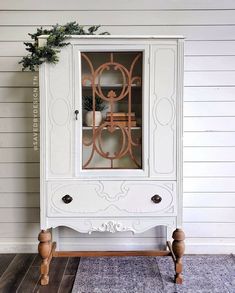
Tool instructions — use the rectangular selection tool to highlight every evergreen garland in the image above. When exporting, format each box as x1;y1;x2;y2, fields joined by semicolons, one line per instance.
19;21;109;71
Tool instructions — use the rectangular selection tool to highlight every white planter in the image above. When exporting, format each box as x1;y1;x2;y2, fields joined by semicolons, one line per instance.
85;111;102;126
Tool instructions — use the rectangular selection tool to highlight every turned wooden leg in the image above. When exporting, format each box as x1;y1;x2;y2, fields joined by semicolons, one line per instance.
172;228;185;284
38;230;52;285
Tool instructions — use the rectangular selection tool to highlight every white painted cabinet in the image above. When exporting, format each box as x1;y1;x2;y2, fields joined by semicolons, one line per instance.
39;35;184;245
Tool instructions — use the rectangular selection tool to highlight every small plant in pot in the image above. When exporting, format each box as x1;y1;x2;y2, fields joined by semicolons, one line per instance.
83;96;107;126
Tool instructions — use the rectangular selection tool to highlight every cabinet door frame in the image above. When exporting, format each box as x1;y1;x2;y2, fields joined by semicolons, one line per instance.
73;44;149;178
149;43;178;180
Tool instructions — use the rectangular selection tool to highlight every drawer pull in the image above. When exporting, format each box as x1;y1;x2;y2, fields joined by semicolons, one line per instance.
151;194;162;204
62;194;73;204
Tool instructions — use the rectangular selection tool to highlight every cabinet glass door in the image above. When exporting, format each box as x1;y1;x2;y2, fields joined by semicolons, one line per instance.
81;51;143;170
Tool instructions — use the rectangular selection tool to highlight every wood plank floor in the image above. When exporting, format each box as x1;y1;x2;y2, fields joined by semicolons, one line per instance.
0;254;80;293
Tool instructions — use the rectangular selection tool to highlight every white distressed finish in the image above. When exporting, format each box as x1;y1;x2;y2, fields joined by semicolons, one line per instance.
73;43;150;178
39;36;183;245
149;44;177;179
47;181;176;217
46;47;73;177
0;1;235;254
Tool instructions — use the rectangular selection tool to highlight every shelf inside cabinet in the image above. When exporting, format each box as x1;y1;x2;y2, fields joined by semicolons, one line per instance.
82;126;141;130
82;84;142;89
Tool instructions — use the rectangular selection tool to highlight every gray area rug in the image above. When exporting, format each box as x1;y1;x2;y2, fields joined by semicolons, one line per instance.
72;255;235;293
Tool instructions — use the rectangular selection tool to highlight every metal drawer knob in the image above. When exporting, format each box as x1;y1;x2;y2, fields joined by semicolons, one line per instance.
151;194;162;204
62;194;73;204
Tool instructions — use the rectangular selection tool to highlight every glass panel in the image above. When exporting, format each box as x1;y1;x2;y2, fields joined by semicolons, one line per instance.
81;51;143;169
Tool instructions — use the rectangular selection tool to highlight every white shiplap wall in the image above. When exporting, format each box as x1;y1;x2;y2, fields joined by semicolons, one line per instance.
0;0;235;253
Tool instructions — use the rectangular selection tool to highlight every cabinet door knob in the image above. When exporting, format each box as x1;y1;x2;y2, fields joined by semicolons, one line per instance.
75;110;79;120
151;194;162;204
62;194;73;204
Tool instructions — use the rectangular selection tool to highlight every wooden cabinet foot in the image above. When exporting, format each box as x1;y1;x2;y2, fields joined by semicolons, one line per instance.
38;229;55;286
172;228;185;284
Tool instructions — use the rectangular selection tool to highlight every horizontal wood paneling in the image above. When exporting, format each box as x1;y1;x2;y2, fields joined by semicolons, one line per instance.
184;117;235;131
184;237;235;254
184;223;235;238
0;223;39;238
0;72;37;87
102;25;235;40
184;178;235;192
184;193;235;207
185;41;235;56
185;71;235;86
0;42;25;57
0;133;38;147
0;88;36;102
0;104;34;118
1;0;235;10
0;118;38;132
184;162;235;177
0;208;39;223
184;147;235;161
0;57;24;71
185;56;235;71
1;10;235;26
184;208;235;222
0;178;39;192
185;101;235;116
0;163;39;177
0;193;39;208
185;238;235;244
0;148;39;163
184;132;235;146
184;87;235;101
2;26;235;41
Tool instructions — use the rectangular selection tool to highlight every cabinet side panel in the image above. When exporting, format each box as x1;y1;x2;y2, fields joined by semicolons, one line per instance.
46;47;73;177
149;44;177;179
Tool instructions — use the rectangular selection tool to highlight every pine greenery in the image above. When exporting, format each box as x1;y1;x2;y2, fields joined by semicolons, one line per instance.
19;22;109;71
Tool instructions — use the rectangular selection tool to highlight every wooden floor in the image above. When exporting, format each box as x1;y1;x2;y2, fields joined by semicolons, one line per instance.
0;254;80;293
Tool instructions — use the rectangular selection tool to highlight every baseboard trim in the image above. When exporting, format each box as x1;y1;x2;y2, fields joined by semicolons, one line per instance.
185;243;235;254
0;242;38;253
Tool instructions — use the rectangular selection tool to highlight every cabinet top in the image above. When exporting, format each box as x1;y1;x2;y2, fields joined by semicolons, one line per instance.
38;34;184;40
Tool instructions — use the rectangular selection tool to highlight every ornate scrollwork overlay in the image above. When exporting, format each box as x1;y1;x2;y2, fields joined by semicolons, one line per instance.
82;52;142;169
88;220;134;234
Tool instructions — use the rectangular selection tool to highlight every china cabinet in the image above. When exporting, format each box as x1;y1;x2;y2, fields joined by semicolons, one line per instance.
38;35;185;285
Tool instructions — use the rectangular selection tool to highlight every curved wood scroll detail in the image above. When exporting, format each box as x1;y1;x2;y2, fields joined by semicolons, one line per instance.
82;52;142;169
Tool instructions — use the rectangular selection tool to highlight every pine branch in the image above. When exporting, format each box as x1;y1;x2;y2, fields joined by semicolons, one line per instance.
19;22;110;71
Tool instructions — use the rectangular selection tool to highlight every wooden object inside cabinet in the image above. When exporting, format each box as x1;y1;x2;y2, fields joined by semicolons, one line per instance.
38;35;185;285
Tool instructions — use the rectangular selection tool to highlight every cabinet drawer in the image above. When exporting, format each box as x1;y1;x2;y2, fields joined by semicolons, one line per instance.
47;180;177;217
